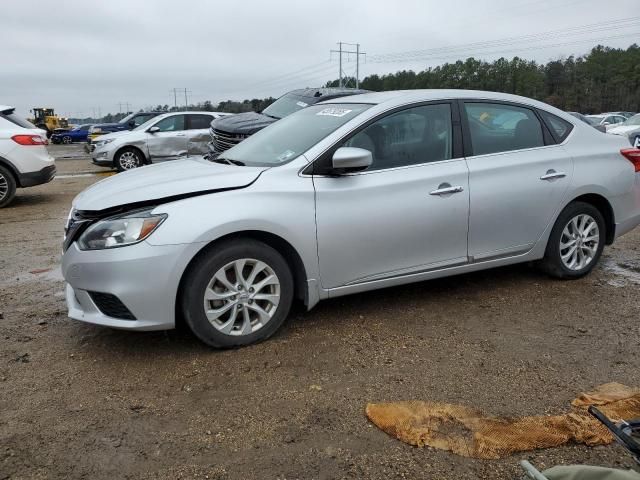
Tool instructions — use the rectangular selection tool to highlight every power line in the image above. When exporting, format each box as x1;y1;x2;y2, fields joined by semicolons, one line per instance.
369;16;640;63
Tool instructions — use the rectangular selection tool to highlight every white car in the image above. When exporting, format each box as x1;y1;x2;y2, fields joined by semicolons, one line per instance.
0;105;55;208
608;114;640;148
91;111;232;172
585;114;627;131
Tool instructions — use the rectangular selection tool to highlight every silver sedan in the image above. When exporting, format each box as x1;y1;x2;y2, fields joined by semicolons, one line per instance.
62;90;640;348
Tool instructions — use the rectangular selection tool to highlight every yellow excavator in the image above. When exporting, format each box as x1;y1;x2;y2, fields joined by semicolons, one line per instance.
28;108;69;138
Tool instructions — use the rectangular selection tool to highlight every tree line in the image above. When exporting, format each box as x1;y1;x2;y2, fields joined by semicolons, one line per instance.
326;44;640;114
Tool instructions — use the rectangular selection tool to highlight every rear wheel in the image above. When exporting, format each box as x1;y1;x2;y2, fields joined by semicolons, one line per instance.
62;135;72;144
632;135;640;148
539;201;605;279
180;239;294;348
115;147;142;172
0;165;17;208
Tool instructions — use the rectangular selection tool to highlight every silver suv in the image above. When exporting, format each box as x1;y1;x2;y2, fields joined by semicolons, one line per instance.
62;90;640;348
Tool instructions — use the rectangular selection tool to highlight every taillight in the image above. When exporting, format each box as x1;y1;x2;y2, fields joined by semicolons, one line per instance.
11;134;48;146
621;148;640;172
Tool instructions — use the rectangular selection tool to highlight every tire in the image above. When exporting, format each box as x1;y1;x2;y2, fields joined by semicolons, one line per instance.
0;165;17;208
180;239;294;348
62;136;72;144
114;147;143;172
632;135;640;148
539;201;605;279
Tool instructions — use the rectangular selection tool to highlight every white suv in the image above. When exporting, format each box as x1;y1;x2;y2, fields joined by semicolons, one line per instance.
0;105;56;207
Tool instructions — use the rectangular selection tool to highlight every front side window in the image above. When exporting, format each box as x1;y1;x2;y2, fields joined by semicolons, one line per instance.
464;103;544;156
153;115;185;132
342;103;452;170
187;114;214;130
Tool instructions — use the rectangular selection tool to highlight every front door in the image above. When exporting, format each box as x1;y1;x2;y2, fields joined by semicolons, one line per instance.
146;114;188;161
313;103;470;289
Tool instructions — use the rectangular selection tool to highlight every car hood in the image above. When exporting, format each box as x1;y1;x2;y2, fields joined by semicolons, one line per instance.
92;122;126;129
608;125;640;135
94;130;133;141
73;156;268;212
211;112;277;135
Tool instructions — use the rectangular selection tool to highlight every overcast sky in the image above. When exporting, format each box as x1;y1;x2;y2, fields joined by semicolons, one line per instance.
1;0;638;118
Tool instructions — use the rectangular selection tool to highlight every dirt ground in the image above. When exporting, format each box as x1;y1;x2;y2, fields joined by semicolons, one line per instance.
1;144;639;480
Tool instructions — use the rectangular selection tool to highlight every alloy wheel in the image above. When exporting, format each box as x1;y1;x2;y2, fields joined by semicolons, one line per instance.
63;136;72;144
559;214;600;271
0;173;8;201
203;258;281;336
119;151;140;170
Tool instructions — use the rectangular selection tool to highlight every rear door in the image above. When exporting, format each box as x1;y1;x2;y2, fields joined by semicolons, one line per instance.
146;114;188;161
185;114;215;155
461;101;573;261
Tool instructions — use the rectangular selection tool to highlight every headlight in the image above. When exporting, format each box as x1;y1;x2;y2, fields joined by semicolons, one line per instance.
78;209;167;250
95;138;115;148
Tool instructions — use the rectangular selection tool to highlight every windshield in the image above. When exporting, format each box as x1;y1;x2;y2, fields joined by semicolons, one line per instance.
222;103;371;167
262;93;315;119
118;112;136;124
1;111;37;129
133;115;165;131
622;114;640;126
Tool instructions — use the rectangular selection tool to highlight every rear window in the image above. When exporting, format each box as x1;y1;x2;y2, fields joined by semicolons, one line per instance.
539;111;574;142
1;111;36;129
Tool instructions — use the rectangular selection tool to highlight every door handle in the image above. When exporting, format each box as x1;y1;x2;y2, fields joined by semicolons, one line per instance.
429;183;464;196
175;133;186;137
540;169;567;181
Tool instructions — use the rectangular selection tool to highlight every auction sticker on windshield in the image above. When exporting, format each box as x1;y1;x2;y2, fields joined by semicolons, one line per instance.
296;101;308;108
317;108;353;117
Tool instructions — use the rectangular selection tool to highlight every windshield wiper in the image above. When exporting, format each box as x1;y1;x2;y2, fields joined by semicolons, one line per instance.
262;113;281;120
211;157;245;166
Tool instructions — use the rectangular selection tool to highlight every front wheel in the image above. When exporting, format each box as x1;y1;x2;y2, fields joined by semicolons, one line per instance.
539;201;605;279
180;239;294;348
62;135;72;144
114;147;142;172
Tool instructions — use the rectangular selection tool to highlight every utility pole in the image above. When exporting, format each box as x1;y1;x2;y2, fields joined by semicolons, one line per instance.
170;88;191;110
117;102;131;113
330;42;366;88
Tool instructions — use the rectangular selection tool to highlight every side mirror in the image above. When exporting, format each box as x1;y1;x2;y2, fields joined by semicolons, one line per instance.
147;126;160;133
128;120;136;128
603;122;611;126
331;147;372;173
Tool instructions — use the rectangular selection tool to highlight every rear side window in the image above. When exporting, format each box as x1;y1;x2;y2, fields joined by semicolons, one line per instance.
1;111;36;129
464;103;544;156
539;111;574;142
187;114;213;130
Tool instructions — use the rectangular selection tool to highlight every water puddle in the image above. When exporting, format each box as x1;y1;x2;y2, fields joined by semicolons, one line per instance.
604;259;640;286
55;172;114;179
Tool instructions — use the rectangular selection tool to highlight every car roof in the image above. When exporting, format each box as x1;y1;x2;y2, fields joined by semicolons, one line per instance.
319;89;562;108
288;87;370;99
